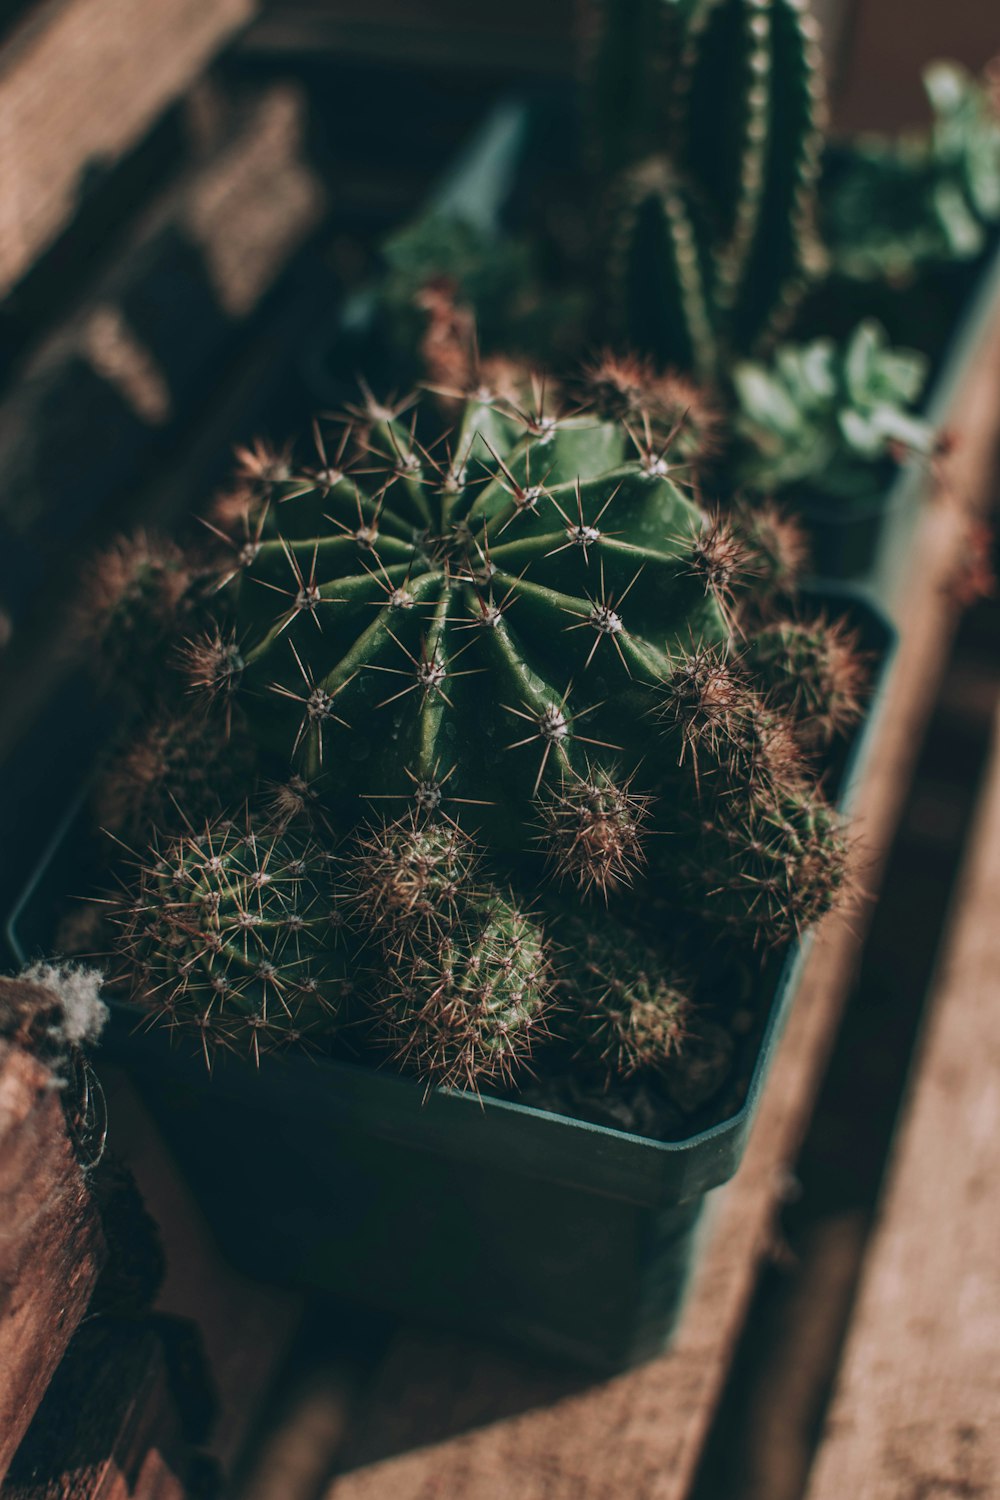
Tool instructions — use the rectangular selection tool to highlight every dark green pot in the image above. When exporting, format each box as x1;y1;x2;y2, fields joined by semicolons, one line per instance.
3;588;895;1369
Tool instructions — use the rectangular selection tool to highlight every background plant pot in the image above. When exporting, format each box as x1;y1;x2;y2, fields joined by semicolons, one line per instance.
796;484;906;584
2;587;895;1370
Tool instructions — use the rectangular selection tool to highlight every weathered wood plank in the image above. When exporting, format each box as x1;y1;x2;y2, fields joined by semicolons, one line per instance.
99;1068;304;1475
804;717;1000;1500
242;0;574;71
0;1040;106;1484
3;1322;192;1500
313;224;1000;1500
0;0;256;295
0;82;324;630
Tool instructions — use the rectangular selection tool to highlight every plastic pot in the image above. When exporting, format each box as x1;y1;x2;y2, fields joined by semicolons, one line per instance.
3;587;895;1369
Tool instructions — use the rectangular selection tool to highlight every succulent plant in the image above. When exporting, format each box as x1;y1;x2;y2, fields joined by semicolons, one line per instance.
218;382;741;865
78;532;198;691
93;708;257;841
104;364;868;1092
732;319;936;506
594;0;827;374
372;890;552;1091
116;816;353;1064
553;908;689;1080
822;58;1000;285
745;614;867;749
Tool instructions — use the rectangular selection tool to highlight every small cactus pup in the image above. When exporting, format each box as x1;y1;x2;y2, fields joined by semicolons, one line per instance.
373;891;553;1092
732;319;937;508
822;57;1000;286
551;908;690;1081
93;706;257;842
77;531;198;692
745;614;868;749
115;813;355;1066
595;0;828;375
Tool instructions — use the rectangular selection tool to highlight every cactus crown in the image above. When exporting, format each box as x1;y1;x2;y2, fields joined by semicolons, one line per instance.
227;379;736;876
590;0;827;375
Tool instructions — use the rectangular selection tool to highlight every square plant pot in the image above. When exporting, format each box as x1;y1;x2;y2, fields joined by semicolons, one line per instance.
3;586;895;1370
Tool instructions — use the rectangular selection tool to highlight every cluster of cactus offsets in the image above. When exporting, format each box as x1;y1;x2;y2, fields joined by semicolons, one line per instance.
117;817;353;1065
104;364;867;1088
732;319;936;507
592;0;827;375
823;59;1000;285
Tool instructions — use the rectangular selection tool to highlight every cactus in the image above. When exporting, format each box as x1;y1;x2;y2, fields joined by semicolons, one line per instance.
115;816;353;1065
553;909;689;1080
372;891;552;1090
104;368;869;1092
823;59;1000;285
78;532;198;690
732;319;936;507
597;0;827;375
220;383;743;867
672;779;850;940
746;615;867;748
93;708;257;841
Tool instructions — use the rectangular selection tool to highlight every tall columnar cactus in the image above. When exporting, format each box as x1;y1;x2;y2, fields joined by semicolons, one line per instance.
592;0;827;374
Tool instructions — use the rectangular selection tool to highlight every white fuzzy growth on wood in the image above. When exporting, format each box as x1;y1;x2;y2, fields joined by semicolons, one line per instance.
19;962;108;1048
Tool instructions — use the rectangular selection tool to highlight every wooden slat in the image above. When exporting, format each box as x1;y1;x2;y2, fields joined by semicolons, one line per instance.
312;229;1000;1500
0;0;256;295
99;1068;304;1475
0;1040;106;1484
3;1322;192;1500
805;717;1000;1500
242;0;574;71
0;81;324;631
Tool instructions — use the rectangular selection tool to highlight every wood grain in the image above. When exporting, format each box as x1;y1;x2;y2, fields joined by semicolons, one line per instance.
805;720;1000;1499
2;1322;191;1500
0;0;255;295
99;1068;303;1475
0;1041;106;1484
316;228;1000;1500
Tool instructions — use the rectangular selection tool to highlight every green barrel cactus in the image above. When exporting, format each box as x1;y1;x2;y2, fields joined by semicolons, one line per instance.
116;817;353;1064
105;364;867;1091
224;383;738;876
594;0;827;374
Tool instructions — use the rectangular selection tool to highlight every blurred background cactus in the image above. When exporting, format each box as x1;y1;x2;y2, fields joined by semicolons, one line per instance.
590;0;827;376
